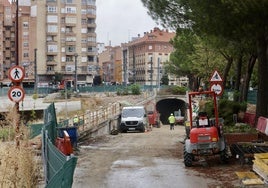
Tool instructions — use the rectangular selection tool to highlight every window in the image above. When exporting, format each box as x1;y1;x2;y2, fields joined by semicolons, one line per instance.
23;42;29;47
81;19;87;25
23;52;29;57
67;46;75;52
87;8;96;15
47;45;57;52
47;15;58;23
87;56;94;62
66;65;73;72
66;37;76;42
47;25;58;32
88;37;96;42
66;17;76;24
81;28;87;33
47;6;57;13
66;7;76;14
47;55;54;61
23;22;29;28
47;66;54;71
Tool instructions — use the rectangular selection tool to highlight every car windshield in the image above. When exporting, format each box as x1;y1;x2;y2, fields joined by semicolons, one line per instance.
122;108;144;118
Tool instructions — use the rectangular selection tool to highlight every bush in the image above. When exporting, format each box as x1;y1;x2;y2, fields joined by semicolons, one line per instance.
203;99;247;126
130;84;141;95
171;86;187;95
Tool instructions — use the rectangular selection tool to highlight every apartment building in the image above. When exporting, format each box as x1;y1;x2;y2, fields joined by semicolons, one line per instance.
0;0;36;86
127;27;176;86
97;28;176;86
98;45;122;84
0;0;97;87
33;0;97;86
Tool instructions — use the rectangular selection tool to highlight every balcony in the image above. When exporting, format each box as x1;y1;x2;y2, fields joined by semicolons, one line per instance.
46;60;57;65
47;51;57;55
46;32;57;36
65;41;76;45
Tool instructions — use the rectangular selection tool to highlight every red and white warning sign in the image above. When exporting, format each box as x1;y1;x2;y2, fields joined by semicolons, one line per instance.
8;86;25;102
8;65;25;82
210;70;223;82
210;83;223;96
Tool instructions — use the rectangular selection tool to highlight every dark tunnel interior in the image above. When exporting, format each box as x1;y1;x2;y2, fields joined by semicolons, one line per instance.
156;99;186;124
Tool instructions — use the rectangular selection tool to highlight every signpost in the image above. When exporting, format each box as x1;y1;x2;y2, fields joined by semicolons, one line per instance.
8;86;25;103
209;70;224;96
8;65;25;102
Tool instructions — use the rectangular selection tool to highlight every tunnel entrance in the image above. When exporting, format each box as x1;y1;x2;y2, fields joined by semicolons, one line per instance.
156;98;186;125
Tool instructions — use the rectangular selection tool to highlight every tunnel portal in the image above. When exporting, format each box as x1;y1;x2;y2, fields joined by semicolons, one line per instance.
156;98;186;125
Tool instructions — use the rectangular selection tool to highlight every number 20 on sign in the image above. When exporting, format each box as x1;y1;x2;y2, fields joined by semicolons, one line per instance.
8;86;25;103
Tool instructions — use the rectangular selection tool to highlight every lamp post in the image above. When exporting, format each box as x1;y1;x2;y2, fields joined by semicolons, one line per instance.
74;53;78;92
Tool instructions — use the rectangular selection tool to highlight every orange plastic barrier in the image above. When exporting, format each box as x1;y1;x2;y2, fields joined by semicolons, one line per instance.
256;116;267;134
55;130;73;155
243;112;256;127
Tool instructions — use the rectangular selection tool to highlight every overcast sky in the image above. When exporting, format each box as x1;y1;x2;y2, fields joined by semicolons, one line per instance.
96;0;160;46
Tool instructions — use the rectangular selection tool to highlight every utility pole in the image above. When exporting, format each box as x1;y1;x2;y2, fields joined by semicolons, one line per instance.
74;53;78;92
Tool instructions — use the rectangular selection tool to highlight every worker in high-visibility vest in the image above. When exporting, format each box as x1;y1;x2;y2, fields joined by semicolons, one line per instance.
73;115;79;127
168;113;176;130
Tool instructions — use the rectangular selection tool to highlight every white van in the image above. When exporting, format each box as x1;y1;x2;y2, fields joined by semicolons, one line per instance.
119;106;148;132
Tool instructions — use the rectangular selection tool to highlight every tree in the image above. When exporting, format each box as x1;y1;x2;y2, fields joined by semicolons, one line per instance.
142;0;268;119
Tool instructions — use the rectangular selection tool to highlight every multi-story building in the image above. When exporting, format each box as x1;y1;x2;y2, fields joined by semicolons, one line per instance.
0;0;97;87
127;27;176;86
33;0;97;86
98;45;122;84
98;28;176;87
0;0;36;86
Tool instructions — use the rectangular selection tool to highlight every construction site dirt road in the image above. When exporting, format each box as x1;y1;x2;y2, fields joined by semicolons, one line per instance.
73;125;252;188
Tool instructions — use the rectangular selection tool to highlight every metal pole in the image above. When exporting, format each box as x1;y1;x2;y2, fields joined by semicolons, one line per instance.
34;48;37;93
150;56;153;91
157;57;160;90
15;0;20;133
74;53;78;92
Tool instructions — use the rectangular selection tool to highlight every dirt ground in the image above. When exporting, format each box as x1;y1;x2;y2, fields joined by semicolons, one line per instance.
73;124;254;188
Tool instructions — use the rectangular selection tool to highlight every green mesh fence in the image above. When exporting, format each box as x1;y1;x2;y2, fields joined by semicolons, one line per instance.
42;103;77;188
28;123;43;139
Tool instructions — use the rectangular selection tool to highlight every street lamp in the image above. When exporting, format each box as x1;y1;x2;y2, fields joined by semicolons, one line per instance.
74;53;78;92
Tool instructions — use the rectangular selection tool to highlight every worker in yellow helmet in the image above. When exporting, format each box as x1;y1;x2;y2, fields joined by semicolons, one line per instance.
168;113;176;130
73;115;79;127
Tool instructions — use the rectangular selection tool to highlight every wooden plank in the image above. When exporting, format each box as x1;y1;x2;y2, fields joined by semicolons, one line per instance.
236;171;259;179
255;153;268;159
242;178;264;185
253;160;268;173
253;165;268;183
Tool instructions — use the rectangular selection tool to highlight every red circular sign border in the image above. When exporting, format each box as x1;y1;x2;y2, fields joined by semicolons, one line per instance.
8;86;25;103
8;65;25;83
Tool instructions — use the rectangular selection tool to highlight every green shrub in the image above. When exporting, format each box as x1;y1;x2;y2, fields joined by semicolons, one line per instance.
203;99;247;126
130;84;141;95
171;86;187;95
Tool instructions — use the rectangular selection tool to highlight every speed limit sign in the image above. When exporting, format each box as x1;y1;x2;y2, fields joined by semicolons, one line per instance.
8;86;25;102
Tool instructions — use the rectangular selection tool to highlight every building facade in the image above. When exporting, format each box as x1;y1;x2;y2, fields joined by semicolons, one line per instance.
0;0;97;87
127;27;176;86
98;45;122;84
34;0;97;86
0;0;36;86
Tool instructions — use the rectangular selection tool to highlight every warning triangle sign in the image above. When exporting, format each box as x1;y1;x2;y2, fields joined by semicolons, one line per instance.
210;70;223;82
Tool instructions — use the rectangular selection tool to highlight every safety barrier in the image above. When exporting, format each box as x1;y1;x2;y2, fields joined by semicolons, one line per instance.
42;103;77;188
